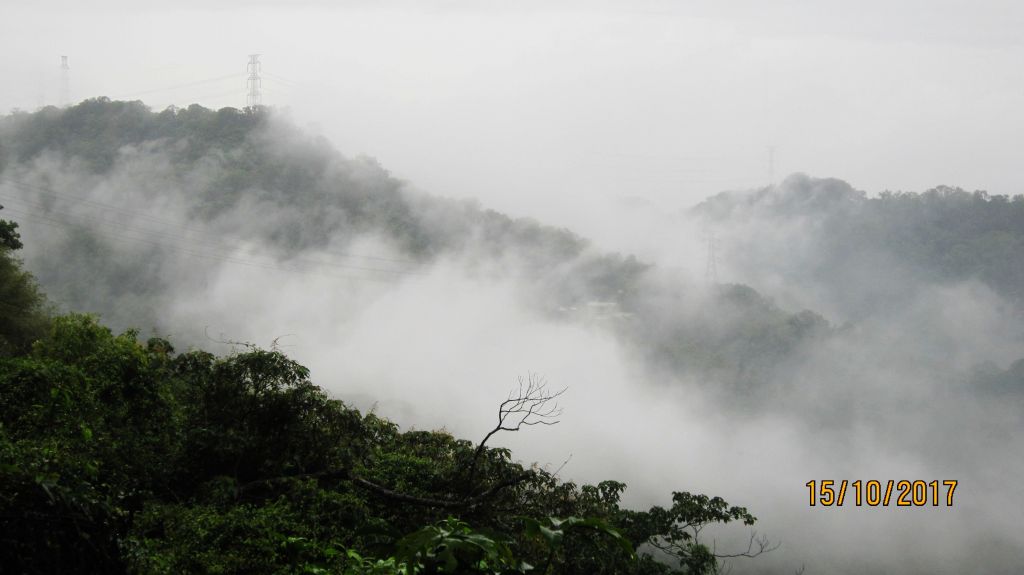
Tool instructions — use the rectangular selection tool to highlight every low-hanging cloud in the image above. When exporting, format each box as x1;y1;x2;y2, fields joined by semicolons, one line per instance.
2;111;1023;573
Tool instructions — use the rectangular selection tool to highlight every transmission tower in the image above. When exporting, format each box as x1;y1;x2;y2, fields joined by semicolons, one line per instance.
59;56;70;107
246;54;262;108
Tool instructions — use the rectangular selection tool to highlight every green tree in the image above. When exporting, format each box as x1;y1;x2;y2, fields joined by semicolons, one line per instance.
1;312;771;574
0;205;48;356
0;204;22;251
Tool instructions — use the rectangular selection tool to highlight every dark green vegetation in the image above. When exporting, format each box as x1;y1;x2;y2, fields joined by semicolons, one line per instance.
4;100;1024;572
0;205;48;357
0;206;765;573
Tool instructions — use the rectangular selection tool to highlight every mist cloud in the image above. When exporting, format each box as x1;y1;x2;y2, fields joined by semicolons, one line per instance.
2;109;1023;573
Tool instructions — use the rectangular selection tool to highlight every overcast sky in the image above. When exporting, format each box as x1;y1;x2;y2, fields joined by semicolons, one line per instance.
3;0;1023;234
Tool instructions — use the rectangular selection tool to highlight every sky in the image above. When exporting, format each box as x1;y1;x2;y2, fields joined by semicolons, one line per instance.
4;4;1024;570
2;0;1023;240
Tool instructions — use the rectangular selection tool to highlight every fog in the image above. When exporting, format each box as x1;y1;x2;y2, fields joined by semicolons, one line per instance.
3;1;1024;237
3;113;1023;572
3;2;1024;573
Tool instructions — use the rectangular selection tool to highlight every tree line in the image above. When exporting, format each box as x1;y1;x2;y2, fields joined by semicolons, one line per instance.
0;205;770;574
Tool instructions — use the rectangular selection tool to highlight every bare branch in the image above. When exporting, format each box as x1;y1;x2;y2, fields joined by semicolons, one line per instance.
466;374;566;488
203;326;258;351
712;531;780;559
270;333;297;351
648;530;778;571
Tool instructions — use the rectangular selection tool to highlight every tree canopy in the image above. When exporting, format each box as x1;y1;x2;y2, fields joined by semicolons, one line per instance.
0;204;48;356
0;313;769;574
0;219;769;574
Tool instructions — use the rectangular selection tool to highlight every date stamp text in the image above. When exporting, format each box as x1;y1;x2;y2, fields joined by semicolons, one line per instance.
806;480;958;507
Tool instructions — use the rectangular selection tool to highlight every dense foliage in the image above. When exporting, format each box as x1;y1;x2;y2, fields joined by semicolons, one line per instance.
0;312;764;574
5;99;1023;573
0;204;765;573
0;205;48;357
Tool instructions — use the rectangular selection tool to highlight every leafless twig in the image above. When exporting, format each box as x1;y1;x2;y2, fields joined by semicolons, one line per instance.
712;531;780;559
466;374;566;488
270;334;297;351
203;326;257;351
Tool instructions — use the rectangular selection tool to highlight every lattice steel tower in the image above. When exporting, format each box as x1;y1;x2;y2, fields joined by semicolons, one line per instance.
59;56;70;107
246;54;262;108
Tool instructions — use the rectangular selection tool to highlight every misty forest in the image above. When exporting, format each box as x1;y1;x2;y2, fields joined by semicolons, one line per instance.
2;93;1024;575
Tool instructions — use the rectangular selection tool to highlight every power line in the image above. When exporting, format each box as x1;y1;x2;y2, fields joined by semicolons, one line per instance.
112;73;246;99
0;176;420;265
262;71;299;87
1;205;404;284
0;192;425;278
190;88;246;105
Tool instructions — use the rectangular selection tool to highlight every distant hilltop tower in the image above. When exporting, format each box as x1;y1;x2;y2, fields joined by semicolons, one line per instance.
59;56;70;107
246;54;262;108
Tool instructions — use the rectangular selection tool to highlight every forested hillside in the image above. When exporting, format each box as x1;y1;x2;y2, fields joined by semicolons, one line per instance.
0;206;48;355
0;100;643;316
3;101;1020;401
696;173;1024;316
0;100;826;396
0;205;765;573
4;100;1024;574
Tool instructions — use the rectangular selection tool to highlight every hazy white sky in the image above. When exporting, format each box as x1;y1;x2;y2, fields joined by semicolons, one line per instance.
3;0;1023;232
